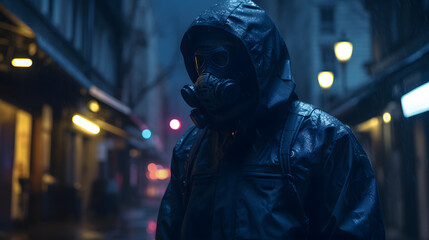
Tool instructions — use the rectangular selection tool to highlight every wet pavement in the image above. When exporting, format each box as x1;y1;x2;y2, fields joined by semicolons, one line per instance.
0;201;160;240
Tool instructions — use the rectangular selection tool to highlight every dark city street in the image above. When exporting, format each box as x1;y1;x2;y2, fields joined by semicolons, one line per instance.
0;0;428;239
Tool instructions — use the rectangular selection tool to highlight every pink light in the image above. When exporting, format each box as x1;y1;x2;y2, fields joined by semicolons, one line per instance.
147;220;157;234
169;119;181;130
147;171;157;180
147;163;158;180
147;163;157;172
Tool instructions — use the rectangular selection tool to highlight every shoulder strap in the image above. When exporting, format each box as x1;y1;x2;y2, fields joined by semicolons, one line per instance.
279;100;315;235
279;101;315;174
181;128;207;207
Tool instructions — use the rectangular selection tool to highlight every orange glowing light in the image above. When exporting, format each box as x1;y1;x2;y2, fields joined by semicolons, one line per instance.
147;163;157;172
155;169;170;180
146;186;157;197
147;163;169;180
147;171;157;180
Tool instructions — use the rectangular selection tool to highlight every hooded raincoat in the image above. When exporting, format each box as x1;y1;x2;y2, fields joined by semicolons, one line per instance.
156;1;385;239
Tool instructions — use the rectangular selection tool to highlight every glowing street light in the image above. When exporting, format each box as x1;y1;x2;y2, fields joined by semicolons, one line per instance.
401;82;429;117
318;71;334;89
334;36;353;93
11;58;32;67
383;112;391;123
88;100;100;112
72;115;100;134
334;41;353;62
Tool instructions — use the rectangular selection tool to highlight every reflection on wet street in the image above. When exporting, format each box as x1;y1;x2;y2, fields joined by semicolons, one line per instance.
1;201;160;240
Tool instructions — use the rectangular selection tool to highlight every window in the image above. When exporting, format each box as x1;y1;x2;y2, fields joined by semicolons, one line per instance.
52;1;74;41
39;0;50;17
91;14;118;86
73;0;84;51
390;6;398;45
320;44;336;72
320;6;335;34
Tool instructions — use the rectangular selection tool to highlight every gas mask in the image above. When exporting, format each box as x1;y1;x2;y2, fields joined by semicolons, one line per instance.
181;44;254;129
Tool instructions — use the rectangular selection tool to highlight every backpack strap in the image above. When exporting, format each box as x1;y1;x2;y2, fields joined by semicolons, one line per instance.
280;101;315;174
279;100;316;235
181;128;207;208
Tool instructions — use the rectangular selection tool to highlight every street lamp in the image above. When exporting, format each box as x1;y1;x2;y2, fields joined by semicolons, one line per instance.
11;58;32;67
383;112;391;123
334;42;353;62
72;115;100;134
318;71;334;89
88;100;100;112
334;37;353;93
318;71;334;108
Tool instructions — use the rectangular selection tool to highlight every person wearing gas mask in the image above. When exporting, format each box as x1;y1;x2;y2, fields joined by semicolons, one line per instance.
156;0;385;239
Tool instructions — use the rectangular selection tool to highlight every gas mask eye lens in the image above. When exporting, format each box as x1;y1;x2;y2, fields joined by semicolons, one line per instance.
211;51;228;67
194;55;205;73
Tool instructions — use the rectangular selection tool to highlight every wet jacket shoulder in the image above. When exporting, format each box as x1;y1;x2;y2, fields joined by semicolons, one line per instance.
292;107;385;239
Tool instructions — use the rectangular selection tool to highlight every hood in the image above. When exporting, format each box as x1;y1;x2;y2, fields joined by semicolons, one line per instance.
181;0;296;121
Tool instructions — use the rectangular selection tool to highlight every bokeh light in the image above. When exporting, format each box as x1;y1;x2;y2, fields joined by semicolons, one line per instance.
318;71;334;89
169;119;181;130
142;129;152;139
383;112;391;123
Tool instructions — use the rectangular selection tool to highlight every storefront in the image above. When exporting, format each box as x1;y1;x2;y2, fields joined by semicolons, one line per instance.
332;43;429;239
0;3;158;229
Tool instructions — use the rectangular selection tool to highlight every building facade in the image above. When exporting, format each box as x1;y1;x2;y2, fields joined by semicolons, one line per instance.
346;1;429;239
0;0;166;230
256;0;371;108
